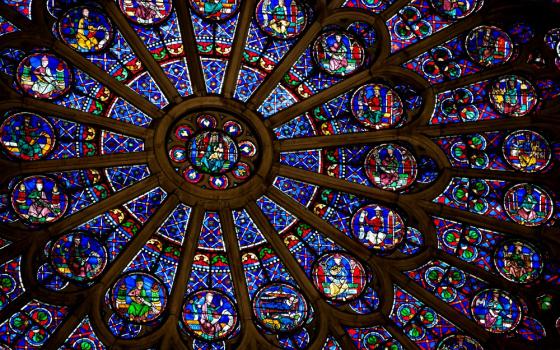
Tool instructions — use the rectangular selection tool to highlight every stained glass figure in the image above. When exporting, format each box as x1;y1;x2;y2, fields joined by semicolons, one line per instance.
494;240;543;284
255;0;307;39
58;7;113;53
313;31;365;77
502;130;551;173
181;290;238;341
471;289;522;333
364;144;417;191
189;0;240;21
429;0;479;19
465;26;513;67
436;334;483;350
189;131;239;174
489;76;537;117
311;252;368;302
111;272;167;323
0;112;55;161
50;232;107;282
118;0;173;25
503;183;553;226
351;84;404;129
351;204;405;250
16;53;72;99
253;283;308;332
11;175;68;224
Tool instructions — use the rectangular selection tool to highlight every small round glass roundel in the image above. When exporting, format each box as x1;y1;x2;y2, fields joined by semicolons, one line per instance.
489;75;537;117
0;112;55;161
436;334;483;350
111;272;167;324
181;290;238;341
494;240;543;284
364;144;417;191
59;6;114;53
503;183;553;227
11;176;68;224
189;0;240;21
351;84;404;130
313;31;365;77
311;252;368;302
50;232;108;282
255;0;307;40
17;53;72;100
502;130;551;173
118;0;173;25
253;283;308;333
351;204;405;251
188;131;239;174
465;26;514;67
471;289;522;333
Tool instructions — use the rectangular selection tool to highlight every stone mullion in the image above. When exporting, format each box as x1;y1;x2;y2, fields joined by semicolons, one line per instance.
417;118;558;138
221;0;257;98
175;0;207;96
219;208;269;350
99;0;182;104
448;167;560;190
431;62;521;94
0;3;32;30
276;129;405;151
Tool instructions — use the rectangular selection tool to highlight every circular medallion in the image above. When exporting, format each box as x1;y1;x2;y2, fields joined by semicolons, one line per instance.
437;334;483;350
502;130;551;173
503;183;553;226
0;112;55;161
110;272;167;324
59;6;113;53
167;111;260;190
471;289;522;333
313;31;365;77
181;290;238;341
465;26;513;67
118;0;172;25
253;283;308;333
11;176;68;224
311;252;368;302
351;204;405;251
429;0;479;19
255;0;307;40
189;0;240;21
50;232;108;282
364;144;417;191
351;84;404;129
188;131;239;174
489;76;537;117
17;53;72;100
494;240;543;284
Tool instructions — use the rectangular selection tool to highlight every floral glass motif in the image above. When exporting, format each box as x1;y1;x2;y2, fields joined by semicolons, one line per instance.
189;0;240;21
118;0;173;25
312;252;368;302
253;283;308;332
58;6;113;53
0;112;55;161
313;31;365;76
111;272;167;323
12;175;68;224
502;130;551;173
471;289;522;333
16;53;72;99
494;240;543;284
364;144;418;191
255;0;307;39
181;290;238;341
351;84;405;129
465;26;514;67
503;183;553;227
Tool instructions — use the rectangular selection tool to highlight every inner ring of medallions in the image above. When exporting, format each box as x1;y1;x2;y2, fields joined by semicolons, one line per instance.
153;97;274;206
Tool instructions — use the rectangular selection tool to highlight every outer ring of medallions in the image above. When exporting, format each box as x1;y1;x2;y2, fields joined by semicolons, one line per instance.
151;97;275;210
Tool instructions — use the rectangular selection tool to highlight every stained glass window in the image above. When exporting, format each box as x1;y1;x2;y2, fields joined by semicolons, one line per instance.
0;0;558;348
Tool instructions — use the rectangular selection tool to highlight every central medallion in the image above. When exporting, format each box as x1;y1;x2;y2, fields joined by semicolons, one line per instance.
167;112;260;190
